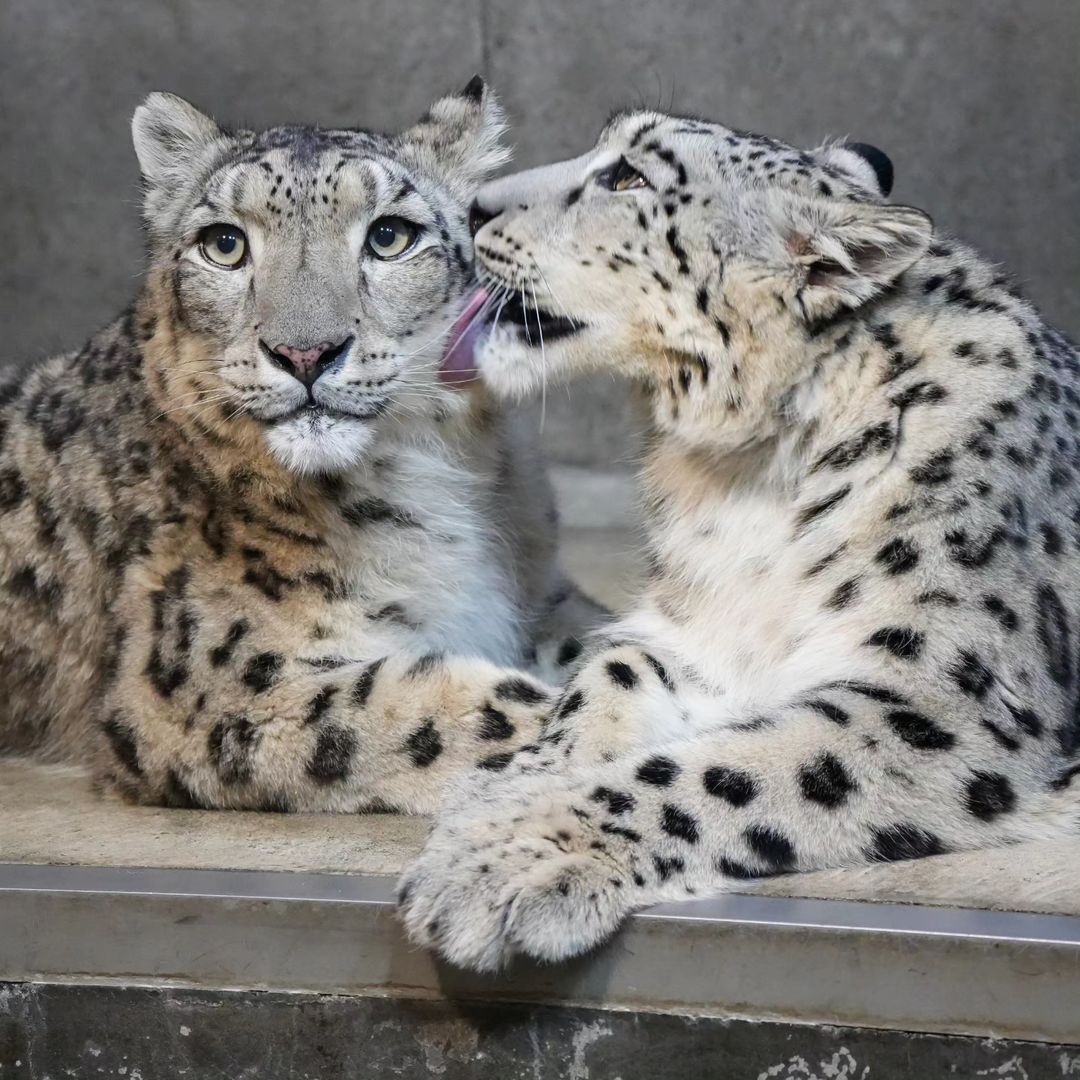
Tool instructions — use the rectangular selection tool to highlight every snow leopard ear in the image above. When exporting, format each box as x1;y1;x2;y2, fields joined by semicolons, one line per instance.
132;92;224;190
397;77;511;198
780;196;933;316
816;142;894;199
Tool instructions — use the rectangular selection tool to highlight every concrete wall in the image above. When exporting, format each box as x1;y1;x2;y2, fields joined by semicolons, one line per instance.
3;0;1077;468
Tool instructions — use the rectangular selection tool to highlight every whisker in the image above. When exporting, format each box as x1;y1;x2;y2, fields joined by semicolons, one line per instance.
150;393;236;422
531;278;548;433
490;293;509;340
531;259;578;327
221;402;252;424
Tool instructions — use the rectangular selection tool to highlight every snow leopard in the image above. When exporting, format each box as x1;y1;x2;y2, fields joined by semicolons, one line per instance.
0;79;603;812
399;108;1080;970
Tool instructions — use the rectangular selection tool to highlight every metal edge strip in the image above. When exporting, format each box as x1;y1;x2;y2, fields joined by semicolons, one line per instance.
3;861;1079;947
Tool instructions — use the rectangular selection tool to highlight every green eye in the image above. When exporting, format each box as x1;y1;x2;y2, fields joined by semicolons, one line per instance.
367;216;419;259
199;224;248;268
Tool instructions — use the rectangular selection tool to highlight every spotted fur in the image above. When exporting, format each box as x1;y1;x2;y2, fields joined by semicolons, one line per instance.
399;109;1080;970
0;84;604;812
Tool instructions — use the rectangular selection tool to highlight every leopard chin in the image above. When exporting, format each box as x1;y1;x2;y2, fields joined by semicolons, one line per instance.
263;408;379;476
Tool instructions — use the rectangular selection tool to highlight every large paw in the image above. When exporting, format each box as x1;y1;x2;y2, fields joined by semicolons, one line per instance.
397;785;636;972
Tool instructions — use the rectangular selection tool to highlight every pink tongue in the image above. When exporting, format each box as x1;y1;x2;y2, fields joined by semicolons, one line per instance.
439;287;490;386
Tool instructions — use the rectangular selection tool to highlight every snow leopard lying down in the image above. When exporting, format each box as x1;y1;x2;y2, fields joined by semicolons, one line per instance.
0;79;604;812
399;109;1080;970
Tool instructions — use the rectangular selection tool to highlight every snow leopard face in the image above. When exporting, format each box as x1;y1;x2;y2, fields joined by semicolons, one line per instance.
456;110;929;451
134;80;507;474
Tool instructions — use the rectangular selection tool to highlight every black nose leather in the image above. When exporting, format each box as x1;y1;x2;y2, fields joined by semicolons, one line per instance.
263;335;353;388
468;199;497;237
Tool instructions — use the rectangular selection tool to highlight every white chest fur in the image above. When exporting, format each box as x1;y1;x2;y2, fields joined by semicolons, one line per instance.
632;481;863;730
305;439;526;667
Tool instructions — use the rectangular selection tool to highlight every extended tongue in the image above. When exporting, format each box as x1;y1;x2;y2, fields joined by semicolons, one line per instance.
439;287;490;386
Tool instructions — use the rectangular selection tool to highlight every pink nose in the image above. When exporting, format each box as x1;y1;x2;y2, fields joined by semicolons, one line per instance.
263;336;353;388
272;341;334;370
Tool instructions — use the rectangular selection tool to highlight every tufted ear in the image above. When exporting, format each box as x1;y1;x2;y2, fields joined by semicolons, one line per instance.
779;196;933;317
132;92;224;190
817;142;894;198
397;77;511;198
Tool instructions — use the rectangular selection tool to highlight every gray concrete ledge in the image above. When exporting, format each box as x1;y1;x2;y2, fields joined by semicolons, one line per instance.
2;861;1079;1044
4;982;1080;1080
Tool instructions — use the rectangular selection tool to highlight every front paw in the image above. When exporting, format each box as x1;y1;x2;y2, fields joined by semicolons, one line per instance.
397;789;635;972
